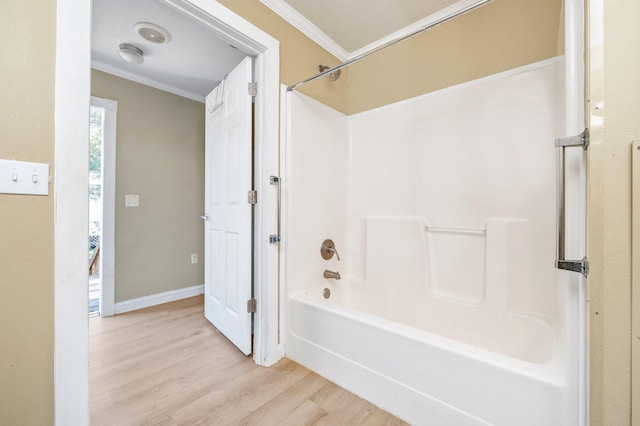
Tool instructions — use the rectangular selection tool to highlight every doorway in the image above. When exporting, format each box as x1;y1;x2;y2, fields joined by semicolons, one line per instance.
89;96;116;317
88;104;103;315
54;0;281;423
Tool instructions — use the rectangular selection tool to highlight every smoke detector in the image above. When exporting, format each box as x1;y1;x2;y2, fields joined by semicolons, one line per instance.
134;22;171;44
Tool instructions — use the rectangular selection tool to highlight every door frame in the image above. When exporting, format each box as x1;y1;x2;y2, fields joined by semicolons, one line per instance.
54;0;281;423
90;96;117;318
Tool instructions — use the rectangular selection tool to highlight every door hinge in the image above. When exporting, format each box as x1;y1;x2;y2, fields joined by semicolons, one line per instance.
247;190;257;204
247;298;257;313
248;82;257;97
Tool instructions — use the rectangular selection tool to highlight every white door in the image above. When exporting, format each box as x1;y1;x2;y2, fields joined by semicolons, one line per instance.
204;57;253;355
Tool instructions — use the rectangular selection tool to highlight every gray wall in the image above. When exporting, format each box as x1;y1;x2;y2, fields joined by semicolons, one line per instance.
92;70;205;302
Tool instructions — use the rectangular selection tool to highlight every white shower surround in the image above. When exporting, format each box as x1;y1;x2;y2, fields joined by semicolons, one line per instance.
283;57;581;425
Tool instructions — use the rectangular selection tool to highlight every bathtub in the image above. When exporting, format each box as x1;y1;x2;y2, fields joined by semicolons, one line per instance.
286;282;568;425
283;58;580;424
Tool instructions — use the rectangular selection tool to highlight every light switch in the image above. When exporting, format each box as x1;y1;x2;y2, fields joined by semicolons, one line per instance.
125;195;139;207
0;159;49;195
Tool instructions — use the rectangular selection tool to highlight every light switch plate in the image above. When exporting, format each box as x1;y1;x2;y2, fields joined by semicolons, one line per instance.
125;195;139;207
0;159;49;195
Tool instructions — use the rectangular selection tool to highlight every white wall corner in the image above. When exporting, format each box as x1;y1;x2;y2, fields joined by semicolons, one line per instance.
259;0;349;61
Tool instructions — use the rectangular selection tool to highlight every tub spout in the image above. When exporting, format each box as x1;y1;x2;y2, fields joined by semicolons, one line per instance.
323;269;341;280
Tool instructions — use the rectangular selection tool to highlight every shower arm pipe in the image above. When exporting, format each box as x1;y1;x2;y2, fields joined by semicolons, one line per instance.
286;0;492;92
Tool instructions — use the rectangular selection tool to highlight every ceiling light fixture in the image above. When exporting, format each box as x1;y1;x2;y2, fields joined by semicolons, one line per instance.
135;22;171;44
118;43;144;65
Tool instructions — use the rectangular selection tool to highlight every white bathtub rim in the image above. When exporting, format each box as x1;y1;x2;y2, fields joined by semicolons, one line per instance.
286;339;495;426
288;290;565;385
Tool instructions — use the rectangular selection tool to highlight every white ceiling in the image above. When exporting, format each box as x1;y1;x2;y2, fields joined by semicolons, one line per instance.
92;0;247;102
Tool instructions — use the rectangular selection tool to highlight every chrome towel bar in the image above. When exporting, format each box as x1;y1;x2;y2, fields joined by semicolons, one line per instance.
555;129;589;277
269;176;281;244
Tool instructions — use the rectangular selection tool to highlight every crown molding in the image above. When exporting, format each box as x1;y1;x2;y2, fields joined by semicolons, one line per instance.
91;59;207;103
261;0;488;63
260;0;349;61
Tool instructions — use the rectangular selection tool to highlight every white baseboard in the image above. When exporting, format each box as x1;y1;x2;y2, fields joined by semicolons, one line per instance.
115;284;204;314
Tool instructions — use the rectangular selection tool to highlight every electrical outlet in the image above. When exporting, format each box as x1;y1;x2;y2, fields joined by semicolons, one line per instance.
191;254;198;264
125;195;139;207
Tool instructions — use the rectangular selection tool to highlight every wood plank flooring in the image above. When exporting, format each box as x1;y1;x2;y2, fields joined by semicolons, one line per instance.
89;295;407;425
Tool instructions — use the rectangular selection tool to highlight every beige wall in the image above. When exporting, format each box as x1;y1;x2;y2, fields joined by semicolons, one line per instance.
92;70;205;302
0;1;55;424
588;0;639;424
346;0;563;114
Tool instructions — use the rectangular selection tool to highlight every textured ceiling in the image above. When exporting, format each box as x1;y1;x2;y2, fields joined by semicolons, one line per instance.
92;0;246;101
282;0;464;53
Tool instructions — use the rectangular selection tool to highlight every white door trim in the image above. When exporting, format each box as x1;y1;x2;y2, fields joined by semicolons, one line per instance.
54;1;90;423
90;96;117;318
54;0;281;423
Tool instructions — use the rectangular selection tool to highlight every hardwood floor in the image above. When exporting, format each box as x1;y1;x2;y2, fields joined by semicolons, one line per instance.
89;295;407;425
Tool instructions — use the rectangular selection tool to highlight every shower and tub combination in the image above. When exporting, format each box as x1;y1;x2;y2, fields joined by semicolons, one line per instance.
280;1;587;425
